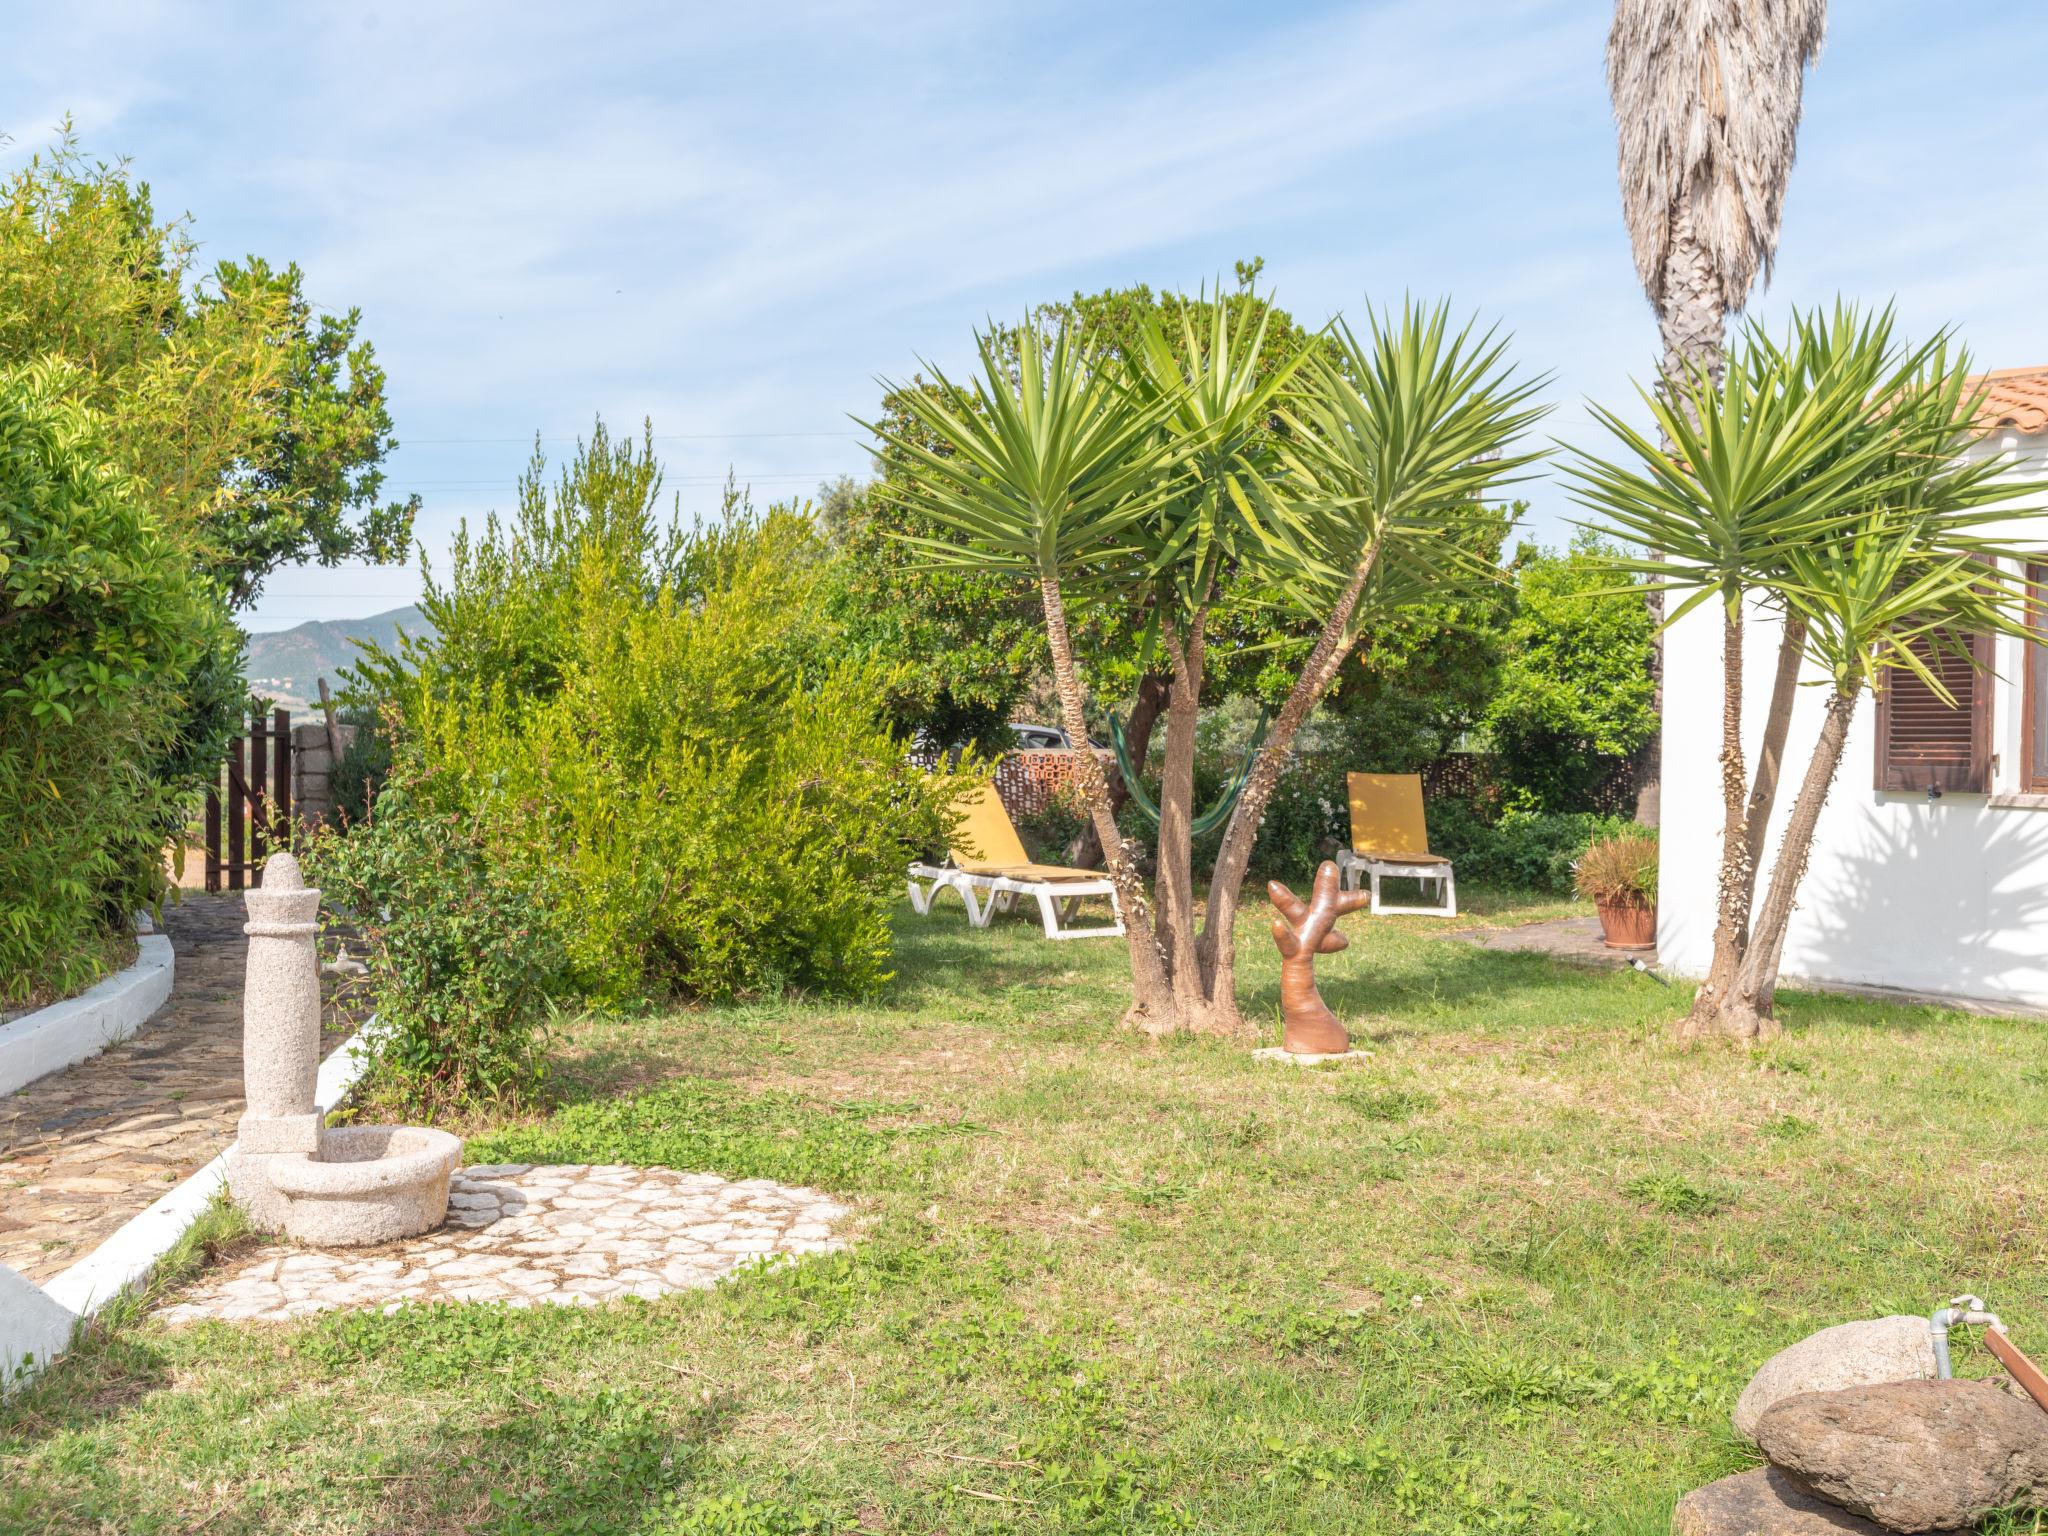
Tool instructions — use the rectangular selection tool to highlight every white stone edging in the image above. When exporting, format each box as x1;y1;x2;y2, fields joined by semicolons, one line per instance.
0;931;175;1098
2;1023;376;1392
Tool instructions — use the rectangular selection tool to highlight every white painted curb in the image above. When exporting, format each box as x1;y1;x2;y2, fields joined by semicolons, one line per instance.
3;1025;377;1392
0;932;175;1098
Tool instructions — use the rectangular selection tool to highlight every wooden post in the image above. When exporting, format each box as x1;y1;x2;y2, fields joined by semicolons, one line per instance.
273;707;292;845
228;732;247;891
317;677;344;765
204;772;222;894
250;710;269;874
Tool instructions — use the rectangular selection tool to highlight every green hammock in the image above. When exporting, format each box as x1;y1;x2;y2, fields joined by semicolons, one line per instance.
1107;705;1271;838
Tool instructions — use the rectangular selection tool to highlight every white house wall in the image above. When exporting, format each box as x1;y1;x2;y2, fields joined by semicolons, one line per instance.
1657;431;2048;1012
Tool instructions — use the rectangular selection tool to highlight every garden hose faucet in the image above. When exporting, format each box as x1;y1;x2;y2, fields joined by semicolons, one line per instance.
1930;1294;2004;1378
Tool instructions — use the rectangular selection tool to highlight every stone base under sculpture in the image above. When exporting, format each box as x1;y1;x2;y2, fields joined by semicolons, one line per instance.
230;1125;462;1246
1252;1045;1375;1067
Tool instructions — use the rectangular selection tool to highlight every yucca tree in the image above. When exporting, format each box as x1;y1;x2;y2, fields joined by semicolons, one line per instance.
1570;308;2041;1040
1569;307;1909;1037
1194;305;1546;1019
879;302;1540;1037
1607;0;1827;823
1120;291;1311;1026
871;319;1189;1029
1721;354;2043;1035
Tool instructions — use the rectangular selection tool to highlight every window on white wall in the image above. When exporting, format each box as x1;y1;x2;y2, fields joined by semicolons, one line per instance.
2026;562;2048;792
1874;628;1995;793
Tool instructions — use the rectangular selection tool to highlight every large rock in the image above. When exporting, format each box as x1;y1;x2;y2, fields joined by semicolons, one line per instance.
1755;1379;2048;1532
1734;1317;1938;1441
1673;1468;1889;1536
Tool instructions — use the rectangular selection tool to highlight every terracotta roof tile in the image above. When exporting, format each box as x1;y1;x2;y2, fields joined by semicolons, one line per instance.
1969;367;2048;436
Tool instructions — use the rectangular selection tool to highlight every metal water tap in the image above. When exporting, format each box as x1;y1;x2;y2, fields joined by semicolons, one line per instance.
1930;1294;2004;1378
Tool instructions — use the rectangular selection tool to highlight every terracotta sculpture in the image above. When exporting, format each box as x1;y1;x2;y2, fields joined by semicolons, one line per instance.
1268;860;1370;1055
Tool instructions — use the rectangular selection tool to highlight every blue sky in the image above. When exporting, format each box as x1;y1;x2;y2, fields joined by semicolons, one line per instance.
7;0;2047;632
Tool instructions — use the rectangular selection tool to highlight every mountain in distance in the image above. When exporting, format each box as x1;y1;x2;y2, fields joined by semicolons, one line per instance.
242;604;435;712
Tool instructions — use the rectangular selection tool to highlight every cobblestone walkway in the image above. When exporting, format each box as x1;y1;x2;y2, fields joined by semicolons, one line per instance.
156;1164;849;1322
0;894;351;1284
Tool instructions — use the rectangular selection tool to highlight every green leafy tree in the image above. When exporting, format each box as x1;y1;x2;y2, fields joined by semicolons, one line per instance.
1481;533;1658;810
0;129;415;608
829;269;1332;768
0;360;229;1001
350;422;958;1014
1323;502;1518;771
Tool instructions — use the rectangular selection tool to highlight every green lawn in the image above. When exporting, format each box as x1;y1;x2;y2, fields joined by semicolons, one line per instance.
7;888;2047;1535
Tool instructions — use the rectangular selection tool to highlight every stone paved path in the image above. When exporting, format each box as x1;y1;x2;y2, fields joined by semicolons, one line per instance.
0;894;352;1284
156;1164;849;1322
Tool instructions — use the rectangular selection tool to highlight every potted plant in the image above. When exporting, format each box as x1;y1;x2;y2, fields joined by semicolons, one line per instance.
1574;830;1658;950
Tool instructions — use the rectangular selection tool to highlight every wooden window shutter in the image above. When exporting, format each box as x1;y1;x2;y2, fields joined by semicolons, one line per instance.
1874;630;1995;793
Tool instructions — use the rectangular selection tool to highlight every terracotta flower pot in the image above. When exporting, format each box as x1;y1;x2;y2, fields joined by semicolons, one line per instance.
1594;898;1656;950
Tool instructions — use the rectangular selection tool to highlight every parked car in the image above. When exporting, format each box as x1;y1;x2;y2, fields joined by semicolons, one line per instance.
1010;723;1071;751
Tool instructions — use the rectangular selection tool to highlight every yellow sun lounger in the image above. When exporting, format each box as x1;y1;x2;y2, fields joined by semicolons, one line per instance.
1333;772;1457;917
907;789;1125;940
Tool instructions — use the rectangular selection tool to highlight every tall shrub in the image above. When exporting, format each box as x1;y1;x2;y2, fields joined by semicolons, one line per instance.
0;362;229;1003
352;423;958;1007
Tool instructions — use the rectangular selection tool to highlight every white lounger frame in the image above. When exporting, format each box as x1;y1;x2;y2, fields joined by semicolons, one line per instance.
1334;849;1457;918
906;863;1125;940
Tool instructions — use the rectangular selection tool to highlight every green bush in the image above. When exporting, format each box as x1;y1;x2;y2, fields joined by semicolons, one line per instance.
324;704;391;829
1425;800;1635;895
303;766;563;1112
0;362;232;1005
1482;535;1656;812
350;422;962;1008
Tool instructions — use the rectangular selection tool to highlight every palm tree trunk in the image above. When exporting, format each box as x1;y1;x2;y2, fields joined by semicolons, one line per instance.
1687;609;1809;1036
1722;685;1860;1038
1063;674;1168;869
1153;612;1212;1021
1197;546;1381;1030
1657;201;1728;391
1678;603;1750;1039
1636;202;1730;834
1037;575;1180;1032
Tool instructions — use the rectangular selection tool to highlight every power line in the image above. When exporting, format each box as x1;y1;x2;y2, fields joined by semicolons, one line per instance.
395;475;840;490
400;431;864;445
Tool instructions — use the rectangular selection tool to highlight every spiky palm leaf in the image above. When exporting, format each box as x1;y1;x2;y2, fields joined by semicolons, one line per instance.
863;320;1185;589
1262;301;1547;638
1120;286;1313;615
1570;305;2038;627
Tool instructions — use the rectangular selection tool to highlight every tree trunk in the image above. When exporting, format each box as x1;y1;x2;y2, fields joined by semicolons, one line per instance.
1196;547;1381;1031
1677;602;1750;1040
1684;609;1808;1038
1635;199;1728;830
1037;576;1181;1033
1153;612;1214;1021
1657;198;1728;391
1063;674;1167;870
1722;686;1860;1038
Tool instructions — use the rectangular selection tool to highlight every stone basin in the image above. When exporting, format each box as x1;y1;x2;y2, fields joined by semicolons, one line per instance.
265;1125;463;1246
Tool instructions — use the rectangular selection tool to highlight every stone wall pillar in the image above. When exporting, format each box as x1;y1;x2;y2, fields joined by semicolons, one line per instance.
291;721;359;828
